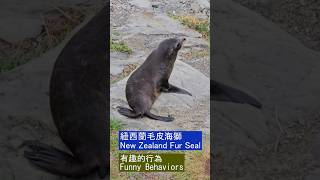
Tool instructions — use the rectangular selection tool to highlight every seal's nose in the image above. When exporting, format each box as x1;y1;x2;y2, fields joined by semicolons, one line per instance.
179;37;186;45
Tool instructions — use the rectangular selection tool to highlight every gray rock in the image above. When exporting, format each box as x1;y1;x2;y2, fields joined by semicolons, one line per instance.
190;0;209;12
198;0;210;9
306;169;320;180
129;0;152;9
311;132;320;163
110;52;132;75
0;16;42;43
190;2;201;11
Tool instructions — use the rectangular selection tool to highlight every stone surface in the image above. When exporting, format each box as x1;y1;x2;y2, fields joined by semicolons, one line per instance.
306;169;320;180
0;17;42;43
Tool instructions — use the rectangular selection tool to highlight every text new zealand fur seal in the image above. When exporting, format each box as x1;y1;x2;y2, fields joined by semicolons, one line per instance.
23;5;109;178
211;80;262;108
117;38;192;122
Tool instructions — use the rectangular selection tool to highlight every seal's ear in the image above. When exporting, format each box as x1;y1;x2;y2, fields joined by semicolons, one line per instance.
211;80;262;109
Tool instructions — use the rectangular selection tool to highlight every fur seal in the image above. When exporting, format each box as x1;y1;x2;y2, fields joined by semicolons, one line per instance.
211;80;262;108
117;38;192;122
23;5;108;178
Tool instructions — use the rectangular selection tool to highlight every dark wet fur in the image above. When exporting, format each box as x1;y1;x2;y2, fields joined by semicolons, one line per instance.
24;5;109;178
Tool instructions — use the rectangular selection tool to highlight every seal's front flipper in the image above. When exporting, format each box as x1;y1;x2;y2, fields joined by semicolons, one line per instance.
117;106;141;118
162;84;192;96
211;80;262;109
145;111;174;122
23;141;97;178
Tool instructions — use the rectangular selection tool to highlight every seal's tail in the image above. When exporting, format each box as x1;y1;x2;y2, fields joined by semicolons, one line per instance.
117;106;141;118
23;141;98;178
211;80;262;109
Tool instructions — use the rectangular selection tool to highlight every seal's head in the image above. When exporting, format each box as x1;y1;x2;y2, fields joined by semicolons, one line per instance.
158;37;186;61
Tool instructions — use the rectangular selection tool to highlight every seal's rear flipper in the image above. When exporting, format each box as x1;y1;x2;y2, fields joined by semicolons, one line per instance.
117;106;141;118
162;84;192;96
211;80;262;109
24;141;97;178
145;111;174;122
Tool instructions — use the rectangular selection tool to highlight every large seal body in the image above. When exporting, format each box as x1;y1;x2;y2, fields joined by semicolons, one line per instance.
118;38;191;122
24;5;108;178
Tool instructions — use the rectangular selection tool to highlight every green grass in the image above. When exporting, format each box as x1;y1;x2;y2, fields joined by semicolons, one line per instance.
0;58;20;73
112;31;120;36
111;117;123;131
110;40;133;54
168;13;210;40
192;50;209;58
110;117;123;150
0;43;48;73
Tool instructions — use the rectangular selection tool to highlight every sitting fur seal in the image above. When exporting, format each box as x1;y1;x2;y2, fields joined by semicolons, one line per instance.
23;5;108;178
211;80;262;109
117;38;192;122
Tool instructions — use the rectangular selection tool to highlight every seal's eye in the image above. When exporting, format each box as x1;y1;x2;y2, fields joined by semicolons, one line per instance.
176;43;181;49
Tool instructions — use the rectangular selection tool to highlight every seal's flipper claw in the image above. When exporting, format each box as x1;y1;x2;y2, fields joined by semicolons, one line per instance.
24;142;96;177
24;141;72;160
145;111;174;122
165;84;192;96
24;151;60;164
117;106;141;118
